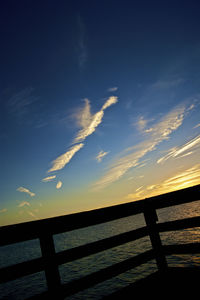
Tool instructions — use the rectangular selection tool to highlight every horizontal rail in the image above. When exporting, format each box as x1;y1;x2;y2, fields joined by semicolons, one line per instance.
1;184;199;246
157;215;200;232
29;250;155;299
0;226;148;284
163;242;200;255
0;257;44;284
0;184;200;299
23;242;200;299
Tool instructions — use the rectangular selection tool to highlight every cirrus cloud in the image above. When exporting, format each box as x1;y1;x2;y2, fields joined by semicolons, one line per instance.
48;143;84;173
126;164;200;201
157;134;200;164
108;87;118;92
47;96;118;175
93;103;192;190
73;96;118;144
96;150;109;162
56;181;63;189
17;187;35;197
42;175;56;182
18;201;31;207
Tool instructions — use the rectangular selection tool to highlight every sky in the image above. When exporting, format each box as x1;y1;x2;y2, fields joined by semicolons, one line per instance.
0;0;200;226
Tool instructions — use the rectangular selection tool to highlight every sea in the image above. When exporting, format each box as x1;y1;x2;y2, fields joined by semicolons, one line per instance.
1;200;200;299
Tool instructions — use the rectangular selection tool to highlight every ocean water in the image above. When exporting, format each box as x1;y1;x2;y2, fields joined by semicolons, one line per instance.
0;200;200;299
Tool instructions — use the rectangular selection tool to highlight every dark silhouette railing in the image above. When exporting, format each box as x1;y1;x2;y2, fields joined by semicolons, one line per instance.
0;184;200;299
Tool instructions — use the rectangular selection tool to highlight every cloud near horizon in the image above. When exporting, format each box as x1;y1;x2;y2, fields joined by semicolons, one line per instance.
93;103;192;190
157;134;200;164
18;201;31;207
17;187;35;197
126;164;200;201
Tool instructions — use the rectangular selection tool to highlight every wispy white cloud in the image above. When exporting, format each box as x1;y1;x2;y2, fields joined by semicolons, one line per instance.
135;116;155;134
163;164;200;189
102;96;118;110
7;87;38;117
96;150;109;162
42;175;56;182
108;87;118;92
27;211;36;218
126;189;144;200
17;187;35;197
77;15;87;70
75;98;91;129
194;123;200;129
136;116;154;133
126;164;200;201
56;181;63;189
74;110;104;144
136;186;143;192
144;105;186;139
151;78;185;90
47;96;118;176
93;103;191;190
145;164;200;196
74;96;118;144
18;201;31;207
48;143;84;173
157;134;200;164
137;116;148;132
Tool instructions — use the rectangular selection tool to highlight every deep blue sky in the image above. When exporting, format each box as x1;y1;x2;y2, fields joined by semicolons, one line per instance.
1;0;200;225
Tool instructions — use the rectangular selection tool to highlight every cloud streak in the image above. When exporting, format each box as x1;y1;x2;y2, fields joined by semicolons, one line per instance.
18;201;31;207
162;164;200;189
151;78;185;90
47;96;118;175
93;104;190;190
96;150;109;162
42;175;56;182
108;87;118;92
17;187;35;197
7;87;38;117
48;143;84;173
157;134;200;164
77;15;87;70
126;164;200;201
194;123;200;129
73;96;118;144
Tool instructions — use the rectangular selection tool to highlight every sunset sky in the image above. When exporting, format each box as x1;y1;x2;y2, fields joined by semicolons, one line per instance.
1;0;200;226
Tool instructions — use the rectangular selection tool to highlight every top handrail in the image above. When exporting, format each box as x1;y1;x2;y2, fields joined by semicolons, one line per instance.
0;184;200;246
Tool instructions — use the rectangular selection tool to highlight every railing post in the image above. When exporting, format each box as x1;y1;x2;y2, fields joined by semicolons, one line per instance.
144;203;168;272
39;233;61;296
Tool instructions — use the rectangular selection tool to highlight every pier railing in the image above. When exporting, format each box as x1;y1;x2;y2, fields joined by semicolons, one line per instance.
0;184;200;299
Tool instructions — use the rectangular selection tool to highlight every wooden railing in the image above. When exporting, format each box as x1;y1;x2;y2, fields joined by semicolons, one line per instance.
0;184;200;299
